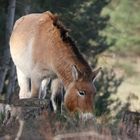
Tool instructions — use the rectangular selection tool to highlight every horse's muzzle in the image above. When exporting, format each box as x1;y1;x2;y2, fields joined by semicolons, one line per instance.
80;113;95;121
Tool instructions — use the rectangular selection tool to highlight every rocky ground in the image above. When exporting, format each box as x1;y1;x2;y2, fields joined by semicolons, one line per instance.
0;99;139;140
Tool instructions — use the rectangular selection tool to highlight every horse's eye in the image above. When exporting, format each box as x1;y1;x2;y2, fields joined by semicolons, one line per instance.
78;91;86;96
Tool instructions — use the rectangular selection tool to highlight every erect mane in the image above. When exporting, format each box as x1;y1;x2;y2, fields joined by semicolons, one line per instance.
43;11;74;46
52;17;75;47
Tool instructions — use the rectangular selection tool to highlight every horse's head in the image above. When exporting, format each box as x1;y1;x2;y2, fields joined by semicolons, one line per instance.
64;65;101;120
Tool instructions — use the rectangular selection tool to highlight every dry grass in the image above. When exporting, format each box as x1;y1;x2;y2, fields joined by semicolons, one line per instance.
0;107;139;140
98;53;140;115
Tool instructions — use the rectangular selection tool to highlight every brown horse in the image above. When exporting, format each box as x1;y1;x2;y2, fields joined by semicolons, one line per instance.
10;11;100;119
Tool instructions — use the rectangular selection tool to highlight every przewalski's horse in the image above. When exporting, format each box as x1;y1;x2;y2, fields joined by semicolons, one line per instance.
10;11;100;119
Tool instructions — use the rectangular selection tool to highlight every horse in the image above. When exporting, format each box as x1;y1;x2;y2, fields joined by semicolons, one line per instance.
10;11;101;119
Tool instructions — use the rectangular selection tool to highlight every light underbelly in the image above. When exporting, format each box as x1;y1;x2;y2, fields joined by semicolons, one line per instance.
11;45;33;78
12;52;56;80
12;53;33;77
10;37;55;79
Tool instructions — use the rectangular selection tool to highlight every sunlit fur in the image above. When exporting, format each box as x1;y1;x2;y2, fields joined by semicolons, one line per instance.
10;11;99;115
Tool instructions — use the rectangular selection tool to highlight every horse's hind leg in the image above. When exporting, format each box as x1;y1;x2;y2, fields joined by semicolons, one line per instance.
16;68;31;99
39;78;51;99
30;76;42;98
51;79;63;112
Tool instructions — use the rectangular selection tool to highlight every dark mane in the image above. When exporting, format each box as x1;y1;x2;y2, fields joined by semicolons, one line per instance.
53;19;76;47
53;19;92;75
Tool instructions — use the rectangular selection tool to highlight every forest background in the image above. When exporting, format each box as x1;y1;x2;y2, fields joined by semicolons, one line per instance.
0;0;140;125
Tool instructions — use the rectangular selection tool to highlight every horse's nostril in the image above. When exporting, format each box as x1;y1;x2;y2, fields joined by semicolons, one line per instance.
80;113;95;121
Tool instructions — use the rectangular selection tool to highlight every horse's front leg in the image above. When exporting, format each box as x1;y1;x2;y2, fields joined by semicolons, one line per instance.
16;68;31;99
30;76;42;98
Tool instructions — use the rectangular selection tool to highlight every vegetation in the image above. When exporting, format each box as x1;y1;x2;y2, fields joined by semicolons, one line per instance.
102;0;140;55
0;0;139;139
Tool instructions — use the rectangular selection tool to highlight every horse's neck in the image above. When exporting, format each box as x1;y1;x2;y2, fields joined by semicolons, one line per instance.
43;27;91;87
51;42;90;88
54;59;74;87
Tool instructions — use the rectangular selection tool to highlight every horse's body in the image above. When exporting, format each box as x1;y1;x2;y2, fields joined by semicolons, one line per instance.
10;11;100;118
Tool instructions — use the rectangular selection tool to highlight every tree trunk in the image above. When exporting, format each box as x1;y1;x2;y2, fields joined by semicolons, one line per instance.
0;0;16;102
6;0;16;42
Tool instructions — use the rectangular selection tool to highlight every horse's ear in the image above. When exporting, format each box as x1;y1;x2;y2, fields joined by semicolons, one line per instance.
92;67;102;83
72;65;79;81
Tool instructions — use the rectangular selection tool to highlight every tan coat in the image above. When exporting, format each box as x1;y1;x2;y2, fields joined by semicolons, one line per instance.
10;11;100;117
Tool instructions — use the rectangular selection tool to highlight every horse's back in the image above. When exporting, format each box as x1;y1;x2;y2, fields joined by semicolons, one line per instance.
10;11;55;76
10;13;41;50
